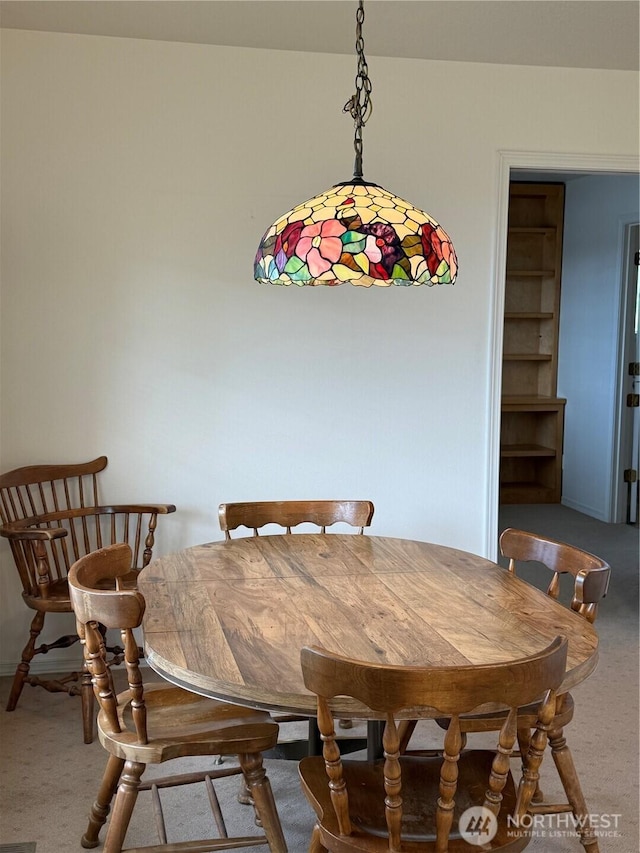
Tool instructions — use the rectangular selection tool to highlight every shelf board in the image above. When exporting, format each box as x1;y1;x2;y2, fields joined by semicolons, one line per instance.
503;353;552;361
508;227;556;235
499;482;558;504
500;444;556;458
504;312;554;320
502;395;566;404
506;270;555;277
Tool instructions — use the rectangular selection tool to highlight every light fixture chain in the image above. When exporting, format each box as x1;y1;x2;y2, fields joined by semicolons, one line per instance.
254;0;458;288
344;0;373;181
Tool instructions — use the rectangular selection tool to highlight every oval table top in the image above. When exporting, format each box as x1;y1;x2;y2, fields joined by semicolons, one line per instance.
138;534;599;719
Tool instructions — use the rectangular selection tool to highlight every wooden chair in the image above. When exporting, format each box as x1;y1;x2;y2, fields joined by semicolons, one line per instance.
68;543;288;853
218;500;374;538
219;499;375;743
400;528;611;853
299;636;568;853
0;455;176;743
498;528;610;624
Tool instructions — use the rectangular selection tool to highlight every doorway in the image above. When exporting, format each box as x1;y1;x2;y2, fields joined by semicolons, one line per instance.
487;152;640;558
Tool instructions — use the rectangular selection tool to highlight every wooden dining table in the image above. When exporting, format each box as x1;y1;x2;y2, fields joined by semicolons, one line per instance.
138;532;599;758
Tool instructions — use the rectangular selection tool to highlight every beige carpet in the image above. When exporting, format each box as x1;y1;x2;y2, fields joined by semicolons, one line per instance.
0;506;637;852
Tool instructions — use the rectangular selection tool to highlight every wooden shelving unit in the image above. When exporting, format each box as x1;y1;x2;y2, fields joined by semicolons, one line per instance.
500;183;566;504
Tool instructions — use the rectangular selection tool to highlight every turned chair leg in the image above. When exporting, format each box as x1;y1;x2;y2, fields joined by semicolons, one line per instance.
548;726;600;853
81;663;95;744
237;777;253;805
6;611;45;711
517;726;544;803
239;752;288;853
309;825;327;853
81;754;125;849
102;759;145;853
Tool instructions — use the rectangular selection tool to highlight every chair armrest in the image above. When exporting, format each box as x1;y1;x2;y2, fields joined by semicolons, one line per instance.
1;523;69;598
97;504;177;515
0;523;68;542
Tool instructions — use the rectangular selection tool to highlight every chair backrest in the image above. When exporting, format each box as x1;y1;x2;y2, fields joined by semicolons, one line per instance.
499;528;610;623
218;500;374;538
69;544;148;742
0;456;107;524
301;636;568;851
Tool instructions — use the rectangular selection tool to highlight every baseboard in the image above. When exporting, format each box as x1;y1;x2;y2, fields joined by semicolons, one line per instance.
560;496;609;522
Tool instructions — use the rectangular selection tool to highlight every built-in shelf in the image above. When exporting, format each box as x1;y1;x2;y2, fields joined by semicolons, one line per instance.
500;183;565;505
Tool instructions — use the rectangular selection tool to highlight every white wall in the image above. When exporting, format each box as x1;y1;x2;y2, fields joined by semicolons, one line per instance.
1;29;638;673
559;174;640;520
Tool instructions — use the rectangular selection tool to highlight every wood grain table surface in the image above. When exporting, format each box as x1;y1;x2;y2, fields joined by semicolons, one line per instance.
138;534;599;720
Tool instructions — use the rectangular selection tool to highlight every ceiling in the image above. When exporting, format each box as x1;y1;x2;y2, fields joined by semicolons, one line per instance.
1;0;638;72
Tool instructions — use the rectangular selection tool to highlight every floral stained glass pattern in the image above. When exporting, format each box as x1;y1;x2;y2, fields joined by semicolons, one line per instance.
254;181;458;287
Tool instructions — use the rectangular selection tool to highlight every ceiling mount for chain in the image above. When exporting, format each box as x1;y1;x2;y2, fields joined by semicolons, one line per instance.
343;0;373;182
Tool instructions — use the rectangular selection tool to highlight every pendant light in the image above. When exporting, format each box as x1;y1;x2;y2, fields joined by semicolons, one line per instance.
254;0;457;288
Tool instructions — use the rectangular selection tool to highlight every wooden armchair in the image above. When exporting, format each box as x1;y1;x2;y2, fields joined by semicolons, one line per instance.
68;544;287;853
299;636;568;853
0;456;176;742
219;499;375;747
400;528;611;853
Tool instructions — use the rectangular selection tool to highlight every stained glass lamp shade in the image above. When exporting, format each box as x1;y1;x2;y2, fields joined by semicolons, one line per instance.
254;180;457;287
253;1;458;289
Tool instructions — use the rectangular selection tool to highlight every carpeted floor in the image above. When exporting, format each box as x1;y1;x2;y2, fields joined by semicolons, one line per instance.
0;505;637;852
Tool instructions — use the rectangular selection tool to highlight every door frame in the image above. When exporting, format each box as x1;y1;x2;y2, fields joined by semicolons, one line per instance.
616;222;640;523
486;151;640;558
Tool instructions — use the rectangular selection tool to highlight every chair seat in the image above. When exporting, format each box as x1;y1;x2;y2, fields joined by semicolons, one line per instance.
299;751;528;852
95;568;140;590
22;579;72;612
99;683;280;763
